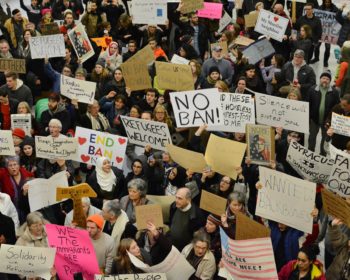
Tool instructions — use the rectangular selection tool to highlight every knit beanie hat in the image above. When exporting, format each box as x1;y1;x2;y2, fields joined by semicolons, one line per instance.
207;214;221;227
87;214;104;229
320;70;331;80
209;66;221;75
21;136;35;148
12;128;25;139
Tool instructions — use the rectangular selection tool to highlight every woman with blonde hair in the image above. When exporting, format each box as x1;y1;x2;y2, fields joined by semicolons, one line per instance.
215;80;229;92
153;104;173;132
189;59;204;89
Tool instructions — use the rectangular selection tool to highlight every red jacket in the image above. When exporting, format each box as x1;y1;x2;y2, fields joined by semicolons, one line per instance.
278;260;326;280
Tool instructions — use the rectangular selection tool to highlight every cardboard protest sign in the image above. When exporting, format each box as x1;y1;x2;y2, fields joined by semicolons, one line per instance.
35;136;78;160
170;54;190;65
210;41;228;56
234;35;255;46
170;88;223;128
0;130;15;156
121;61;151;91
128;246;195;280
156;61;194;91
287;141;334;184
128;45;154;65
95;274;167;280
220;228;278;280
246;124;275;166
28;171;68;212
256;167;316;233
254;9;289;42
209;92;255;133
200;190;227;216
11;114;31;135
120;116;172;151
75;126;128;168
135;204;163;230
41;22;60;35
132;0;167;25
235;212;270;240
244;12;258;28
242;39;275;65
219;11;232;33
68;24;95;63
0;58;26;73
29;34;65;59
331;112;350;137
181;0;204;14
197;2;223;19
313;9;341;44
321;188;350;228
60;75;96;104
147;195;175;223
255;92;309;134
0;245;56;280
91;37;112;51
46;224;100;280
327;154;350;199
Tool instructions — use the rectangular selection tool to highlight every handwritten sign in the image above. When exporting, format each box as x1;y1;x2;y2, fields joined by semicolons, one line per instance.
220;228;278;280
256;167;316;233
0;130;15;156
29;34;65;59
219;11;232;33
254;9;289;42
75;126;128;168
135;204;163;230
132;0;167;25
287;141;334;184
313;9;341;44
170;54;189;65
28;171;68;212
208;93;255;133
35;136;78;160
60;75;96;104
170;88;223;128
156;61;194;91
120;116;172;151
0;58;26;73
95;274;167;280
68;24;95;63
41;22;60;35
200;190;227;216
234;35;255;46
0;245;56;280
181;0;204;14
331;112;350;137
327;154;350;199
197;2;223;19
147;195;175;223
11;114;31;135
242;39;275;65
46;224;100;280
235;212;270;240
255;92;309;133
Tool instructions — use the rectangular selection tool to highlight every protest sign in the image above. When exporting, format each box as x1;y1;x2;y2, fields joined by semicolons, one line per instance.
0;58;26;73
181;0;204;14
255;92;309;133
234;35;255;46
210;41;228;56
95;274;167;280
0;130;15;156
219;11;232;33
121;61;151;91
235;212;270;240
132;0;167;25
234;0;243;9
41;22;60;35
75;126;128;168
0;244;56;280
135;204;164;230
155;61;193;91
208;93;255;133
200;190;227;216
329;143;350;160
29;34;65;59
331;112;350;137
60;75;96;104
313;9;342;44
220;228;278;280
287;141;334;183
246;124;275;166
254;9;289;42
91;37;112;51
11;114;31;135
256;167;316;233
321;188;350;228
28;171;68;212
170;88;223;128
244;12;258;28
326;154;350;199
197;2;223;19
170;54;190;65
120;116;172;151
242;39;275;64
147;195;175;223
128;246;195;280
128;45;154;65
46;224;100;280
35;136;78;160
68;24;95;63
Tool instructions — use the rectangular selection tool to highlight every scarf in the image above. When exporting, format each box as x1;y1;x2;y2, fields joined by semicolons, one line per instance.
86;112;110;131
96;157;116;192
107;41;119;59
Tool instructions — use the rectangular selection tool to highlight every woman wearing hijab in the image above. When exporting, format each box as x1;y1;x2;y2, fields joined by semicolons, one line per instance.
124;159;149;189
164;166;187;196
98;41;123;73
20;136;38;175
87;157;126;209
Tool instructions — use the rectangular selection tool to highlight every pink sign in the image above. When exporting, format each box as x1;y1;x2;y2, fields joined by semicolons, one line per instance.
46;224;100;280
197;2;223;19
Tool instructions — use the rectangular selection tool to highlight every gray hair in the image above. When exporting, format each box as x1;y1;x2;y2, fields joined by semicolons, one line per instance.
49;118;62;129
5;156;20;167
81;197;91;206
228;191;246;205
192;230;211;249
127;178;147;197
26;211;44;227
103;199;122;217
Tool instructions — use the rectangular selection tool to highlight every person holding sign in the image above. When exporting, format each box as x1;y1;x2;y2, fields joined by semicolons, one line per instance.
98;41;123;73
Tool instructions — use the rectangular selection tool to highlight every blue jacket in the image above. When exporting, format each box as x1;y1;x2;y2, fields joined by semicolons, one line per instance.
44;62;61;94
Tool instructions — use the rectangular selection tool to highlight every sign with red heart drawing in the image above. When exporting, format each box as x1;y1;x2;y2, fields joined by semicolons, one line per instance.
254;9;289;42
75;126;128;168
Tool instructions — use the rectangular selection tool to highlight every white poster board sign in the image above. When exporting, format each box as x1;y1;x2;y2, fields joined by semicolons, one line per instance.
327;154;350;199
0;130;15;156
132;0;167;25
95;274;167;280
255;92;309;133
331;112;350;137
29;34;65;59
313;9;342;44
170;54;190;65
256;167;316;233
170;88;223;128
242;39;275;64
35;136;78;160
254;9;289;42
218;11;232;33
11;114;31;136
60;75;96;104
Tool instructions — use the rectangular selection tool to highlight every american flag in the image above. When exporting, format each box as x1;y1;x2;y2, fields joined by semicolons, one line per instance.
220;228;278;280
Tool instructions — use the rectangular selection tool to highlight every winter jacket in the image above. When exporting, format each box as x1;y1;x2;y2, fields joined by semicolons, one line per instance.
0;192;19;230
0;79;33;107
44;61;61;94
295;15;322;43
16;225;48;247
336;10;350;47
4;17;29;48
39;103;71;135
0;97;18;130
279;260;326;280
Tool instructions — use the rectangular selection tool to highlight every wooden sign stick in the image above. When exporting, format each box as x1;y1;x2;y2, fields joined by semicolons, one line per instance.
56;183;97;228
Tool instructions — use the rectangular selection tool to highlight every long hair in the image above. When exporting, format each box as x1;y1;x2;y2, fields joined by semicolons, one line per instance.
153;104;173;129
115;238;135;273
